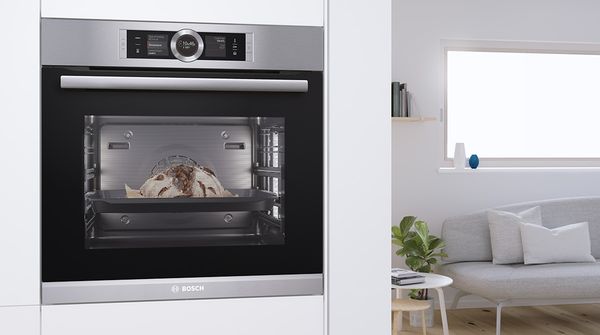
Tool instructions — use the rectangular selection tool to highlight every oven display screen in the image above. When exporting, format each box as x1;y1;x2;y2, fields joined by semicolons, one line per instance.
204;35;227;58
147;34;169;57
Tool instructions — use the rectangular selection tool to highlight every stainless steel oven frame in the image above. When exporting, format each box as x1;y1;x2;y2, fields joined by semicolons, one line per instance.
41;18;324;305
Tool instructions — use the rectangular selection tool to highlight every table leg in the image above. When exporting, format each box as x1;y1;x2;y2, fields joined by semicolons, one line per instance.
395;288;403;330
398;310;403;332
435;288;449;335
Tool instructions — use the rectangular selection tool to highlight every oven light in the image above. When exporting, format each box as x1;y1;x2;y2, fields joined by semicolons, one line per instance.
273;131;279;168
272;177;279;196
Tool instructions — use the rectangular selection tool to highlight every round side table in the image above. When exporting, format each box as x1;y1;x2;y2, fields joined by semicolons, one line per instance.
391;273;453;335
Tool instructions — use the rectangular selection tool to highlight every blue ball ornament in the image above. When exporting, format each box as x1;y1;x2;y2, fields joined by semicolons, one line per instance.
469;154;479;169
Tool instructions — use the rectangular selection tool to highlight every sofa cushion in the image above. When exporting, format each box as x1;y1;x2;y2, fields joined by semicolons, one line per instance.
439;261;600;300
521;221;596;264
488;206;542;264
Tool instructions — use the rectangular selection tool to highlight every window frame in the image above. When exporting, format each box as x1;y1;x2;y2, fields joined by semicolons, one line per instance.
442;39;600;167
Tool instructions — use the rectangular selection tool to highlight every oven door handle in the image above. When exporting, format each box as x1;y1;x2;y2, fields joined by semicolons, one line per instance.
60;76;309;93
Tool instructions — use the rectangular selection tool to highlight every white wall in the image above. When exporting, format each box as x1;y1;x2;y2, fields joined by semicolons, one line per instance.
0;0;40;307
327;0;391;334
41;0;323;26
392;0;600;306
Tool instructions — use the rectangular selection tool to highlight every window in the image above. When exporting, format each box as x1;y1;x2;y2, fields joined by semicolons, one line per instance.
446;45;600;163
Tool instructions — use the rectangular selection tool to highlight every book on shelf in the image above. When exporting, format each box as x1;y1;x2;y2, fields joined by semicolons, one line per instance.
391;82;401;117
399;83;408;117
391;82;409;118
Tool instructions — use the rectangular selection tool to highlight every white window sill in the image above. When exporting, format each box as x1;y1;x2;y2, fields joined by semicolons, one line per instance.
438;167;600;174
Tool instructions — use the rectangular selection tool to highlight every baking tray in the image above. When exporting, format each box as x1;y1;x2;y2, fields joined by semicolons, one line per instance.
88;189;276;213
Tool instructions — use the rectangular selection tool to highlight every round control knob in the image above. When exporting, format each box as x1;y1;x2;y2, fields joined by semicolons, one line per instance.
170;29;204;62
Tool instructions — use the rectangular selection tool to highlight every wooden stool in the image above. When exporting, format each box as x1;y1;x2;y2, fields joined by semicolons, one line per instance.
391;298;430;335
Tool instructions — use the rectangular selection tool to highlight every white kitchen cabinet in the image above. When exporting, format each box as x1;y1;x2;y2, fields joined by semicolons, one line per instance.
0;0;40;307
326;0;392;334
0;306;40;335
42;295;323;335
41;0;323;26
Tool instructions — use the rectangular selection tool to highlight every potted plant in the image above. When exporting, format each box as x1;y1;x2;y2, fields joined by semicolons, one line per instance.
391;215;447;327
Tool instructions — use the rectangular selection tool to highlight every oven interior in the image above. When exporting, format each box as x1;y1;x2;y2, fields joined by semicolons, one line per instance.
84;116;285;249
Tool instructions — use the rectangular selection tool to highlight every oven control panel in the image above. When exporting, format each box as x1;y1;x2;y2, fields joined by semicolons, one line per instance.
123;29;248;62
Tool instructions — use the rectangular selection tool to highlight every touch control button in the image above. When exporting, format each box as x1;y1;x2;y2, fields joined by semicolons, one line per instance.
176;35;198;56
170;29;204;62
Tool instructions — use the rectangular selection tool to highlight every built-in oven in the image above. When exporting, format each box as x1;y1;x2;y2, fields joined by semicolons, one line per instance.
41;19;323;304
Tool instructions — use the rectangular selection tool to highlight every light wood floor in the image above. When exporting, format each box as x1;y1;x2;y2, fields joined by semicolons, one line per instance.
396;304;600;335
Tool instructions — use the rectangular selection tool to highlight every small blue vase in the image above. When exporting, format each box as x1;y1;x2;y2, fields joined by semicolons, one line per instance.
469;154;479;169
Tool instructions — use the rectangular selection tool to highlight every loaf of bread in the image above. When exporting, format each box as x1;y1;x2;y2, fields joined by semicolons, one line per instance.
138;164;234;198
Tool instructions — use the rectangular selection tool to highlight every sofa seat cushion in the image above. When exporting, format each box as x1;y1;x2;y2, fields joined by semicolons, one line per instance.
439;261;600;300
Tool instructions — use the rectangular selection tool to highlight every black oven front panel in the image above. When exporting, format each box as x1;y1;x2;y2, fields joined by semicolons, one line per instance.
42;66;323;282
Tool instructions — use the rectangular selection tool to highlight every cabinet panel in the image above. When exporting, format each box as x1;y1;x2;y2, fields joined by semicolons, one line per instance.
327;0;392;334
41;0;323;26
0;0;40;307
42;296;323;335
0;306;41;335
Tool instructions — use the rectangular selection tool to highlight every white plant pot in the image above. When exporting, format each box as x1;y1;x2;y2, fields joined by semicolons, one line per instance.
409;297;434;328
453;142;466;169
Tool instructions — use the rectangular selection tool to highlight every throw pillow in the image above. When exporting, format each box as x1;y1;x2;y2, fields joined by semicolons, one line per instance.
520;221;596;265
487;206;542;264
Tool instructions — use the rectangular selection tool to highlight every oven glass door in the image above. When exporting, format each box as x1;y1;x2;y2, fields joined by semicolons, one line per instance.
42;67;323;282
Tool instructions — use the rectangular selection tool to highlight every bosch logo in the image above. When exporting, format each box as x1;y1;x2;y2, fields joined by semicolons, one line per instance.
171;284;205;294
182;285;205;292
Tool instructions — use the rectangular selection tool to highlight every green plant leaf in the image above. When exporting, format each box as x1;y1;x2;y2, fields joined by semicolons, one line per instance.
428;258;438;265
402;238;421;254
392;240;404;246
414;221;430;250
405;256;423;271
399;216;416;235
391;226;401;237
430;252;448;258
405;231;418;240
396;246;410;256
428;237;445;251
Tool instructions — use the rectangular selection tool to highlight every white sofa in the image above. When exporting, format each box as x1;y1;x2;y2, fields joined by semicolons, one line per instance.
438;197;600;335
